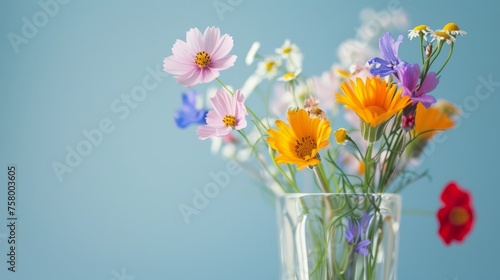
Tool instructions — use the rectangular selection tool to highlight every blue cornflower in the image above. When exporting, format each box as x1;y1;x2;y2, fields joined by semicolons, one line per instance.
369;32;407;77
345;214;373;256
174;91;208;129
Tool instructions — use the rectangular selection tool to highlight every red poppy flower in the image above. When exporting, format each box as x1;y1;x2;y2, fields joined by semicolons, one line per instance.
437;181;475;245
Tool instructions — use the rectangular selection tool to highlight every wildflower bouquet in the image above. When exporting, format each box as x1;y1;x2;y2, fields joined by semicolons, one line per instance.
163;17;474;280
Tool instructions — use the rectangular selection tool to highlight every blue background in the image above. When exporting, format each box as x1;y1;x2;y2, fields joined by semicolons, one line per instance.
0;0;497;279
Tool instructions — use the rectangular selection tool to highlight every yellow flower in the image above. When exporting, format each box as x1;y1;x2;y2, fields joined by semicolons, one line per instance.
414;102;456;141
408;24;432;40
337;77;410;125
432;31;456;44
442;22;467;36
334;128;348;145
257;56;281;79
275;39;300;58
278;69;302;82
267;109;331;170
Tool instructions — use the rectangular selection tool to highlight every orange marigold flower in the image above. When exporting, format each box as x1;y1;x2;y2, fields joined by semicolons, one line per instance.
336;77;411;142
414;102;456;141
267;109;331;170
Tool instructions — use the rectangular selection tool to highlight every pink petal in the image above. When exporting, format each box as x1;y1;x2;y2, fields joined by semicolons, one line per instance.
172;67;219;87
205;110;223;126
215;126;232;137
233;91;248;130
235;90;245;103
171;39;196;61
233;91;245;117
198;67;219;84
197;125;217;140
202;26;221;55
210;55;237;71
210;89;234;117
163;56;195;75
235;102;247;122
186;27;203;52
175;69;202;87
198;122;232;140
235;116;247;130
211;33;234;60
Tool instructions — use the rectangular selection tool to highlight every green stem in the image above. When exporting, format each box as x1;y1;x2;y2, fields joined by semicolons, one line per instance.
347;136;366;163
216;77;234;95
268;146;300;192
286;163;296;184
378;128;405;192
420;41;442;81
419;35;425;64
363;142;374;193
313;164;330;193
318;162;333;193
237;130;287;193
289;82;301;108
428;41;444;72
368;219;382;279
435;42;454;76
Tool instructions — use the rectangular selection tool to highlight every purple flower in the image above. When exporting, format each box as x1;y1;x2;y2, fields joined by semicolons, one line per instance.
174;91;208;129
345;219;358;244
345;214;373;256
355;240;371;256
369;32;407;77
397;63;439;108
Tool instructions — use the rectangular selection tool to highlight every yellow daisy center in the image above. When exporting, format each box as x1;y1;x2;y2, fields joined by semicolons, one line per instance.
265;61;275;71
283;47;292;54
195;51;211;67
283;72;295;80
449;207;469;226
443;22;460;32
222;115;236;127
413;24;428;31
434;31;451;40
294;136;317;159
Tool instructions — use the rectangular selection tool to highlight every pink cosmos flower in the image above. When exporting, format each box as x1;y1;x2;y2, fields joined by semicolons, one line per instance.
197;89;247;140
163;27;237;87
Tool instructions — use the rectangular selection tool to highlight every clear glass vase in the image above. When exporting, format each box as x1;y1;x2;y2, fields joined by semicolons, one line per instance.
276;193;401;280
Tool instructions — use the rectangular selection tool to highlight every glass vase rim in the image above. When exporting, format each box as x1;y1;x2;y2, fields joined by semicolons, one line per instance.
276;192;401;199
